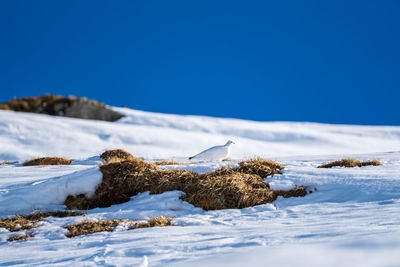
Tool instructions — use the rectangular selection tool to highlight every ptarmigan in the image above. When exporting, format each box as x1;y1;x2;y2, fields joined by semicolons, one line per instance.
188;140;235;162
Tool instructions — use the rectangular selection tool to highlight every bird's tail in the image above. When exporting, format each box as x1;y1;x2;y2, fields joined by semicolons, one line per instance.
188;156;193;160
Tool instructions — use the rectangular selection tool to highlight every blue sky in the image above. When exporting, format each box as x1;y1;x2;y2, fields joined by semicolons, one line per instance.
1;0;399;125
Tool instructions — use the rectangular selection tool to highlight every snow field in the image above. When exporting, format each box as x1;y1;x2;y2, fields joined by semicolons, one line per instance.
0;107;400;266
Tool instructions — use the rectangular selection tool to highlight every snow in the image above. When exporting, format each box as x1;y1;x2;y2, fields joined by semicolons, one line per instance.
2;107;400;161
0;165;103;213
0;107;400;266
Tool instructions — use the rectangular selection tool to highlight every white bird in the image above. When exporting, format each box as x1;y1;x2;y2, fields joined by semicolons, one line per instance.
188;140;235;162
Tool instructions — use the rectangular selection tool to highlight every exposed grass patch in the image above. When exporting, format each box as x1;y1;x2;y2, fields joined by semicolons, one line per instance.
0;216;39;232
65;217;173;237
65;150;307;211
0;94;105;112
317;158;382;168
274;186;308;198
65;219;130;238
0;211;85;232
237;158;284;176
154;160;186;165
129;216;173;230
0;94;124;122
0;161;12;165
23;157;72;166
7;233;33;242
100;149;139;163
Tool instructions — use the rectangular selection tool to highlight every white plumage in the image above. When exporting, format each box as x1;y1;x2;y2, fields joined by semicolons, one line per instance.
188;140;235;162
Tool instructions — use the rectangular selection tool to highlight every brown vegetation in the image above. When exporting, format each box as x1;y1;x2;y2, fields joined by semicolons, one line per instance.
65;219;130;238
317;158;382;168
7;234;33;242
0;161;12;165
100;149;137;163
274;186;308;198
0;95;105;112
0;211;85;232
0;94;124;122
23;157;72;166
65;216;174;237
154;160;186;165
129;216;173;230
65;149;307;211
0;216;39;232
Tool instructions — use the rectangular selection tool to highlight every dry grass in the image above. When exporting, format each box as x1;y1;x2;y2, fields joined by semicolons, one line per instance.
0;94;105;113
0;94;124;122
100;149;138;163
65;219;130;238
129;216;173;230
317;158;382;168
274;186;308;198
65;150;307;211
0;216;39;232
0;211;85;232
7;234;33;242
154;160;186;165
237;158;284;176
0;161;12;165
65;217;173;237
23;157;72;166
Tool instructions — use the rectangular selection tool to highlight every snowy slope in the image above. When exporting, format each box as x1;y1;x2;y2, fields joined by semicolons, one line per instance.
1;107;400;161
0;107;400;266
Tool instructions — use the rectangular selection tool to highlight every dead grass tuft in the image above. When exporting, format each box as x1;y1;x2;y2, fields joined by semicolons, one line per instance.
154;160;185;165
0;161;12;165
360;159;382;167
274;186;308;198
0;94;105;112
7;234;33;242
0;216;39;232
100;149;141;163
0;211;85;232
129;216;173;229
23;157;72;166
317;158;382;168
65;219;130;238
0;94;124;121
65;151;306;211
237;158;284;177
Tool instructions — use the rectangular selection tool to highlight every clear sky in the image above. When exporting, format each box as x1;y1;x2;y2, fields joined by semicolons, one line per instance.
1;0;399;125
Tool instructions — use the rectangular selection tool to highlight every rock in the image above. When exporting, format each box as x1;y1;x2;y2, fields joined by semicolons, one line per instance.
0;95;124;122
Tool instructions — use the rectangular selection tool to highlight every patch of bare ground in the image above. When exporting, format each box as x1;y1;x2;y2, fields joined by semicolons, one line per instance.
317;158;382;168
0;94;124;121
100;149;138;163
65;219;130;238
154;160;186;165
7;233;34;242
65;217;174;237
129;216;173;230
274;186;308;198
0;211;85;232
65;149;307;211
23;157;72;166
0;94;105;112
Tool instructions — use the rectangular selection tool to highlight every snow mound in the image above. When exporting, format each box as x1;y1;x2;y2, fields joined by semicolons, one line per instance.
0;165;102;213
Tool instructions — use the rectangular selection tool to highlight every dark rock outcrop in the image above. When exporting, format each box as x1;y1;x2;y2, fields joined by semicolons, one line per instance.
0;95;124;122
